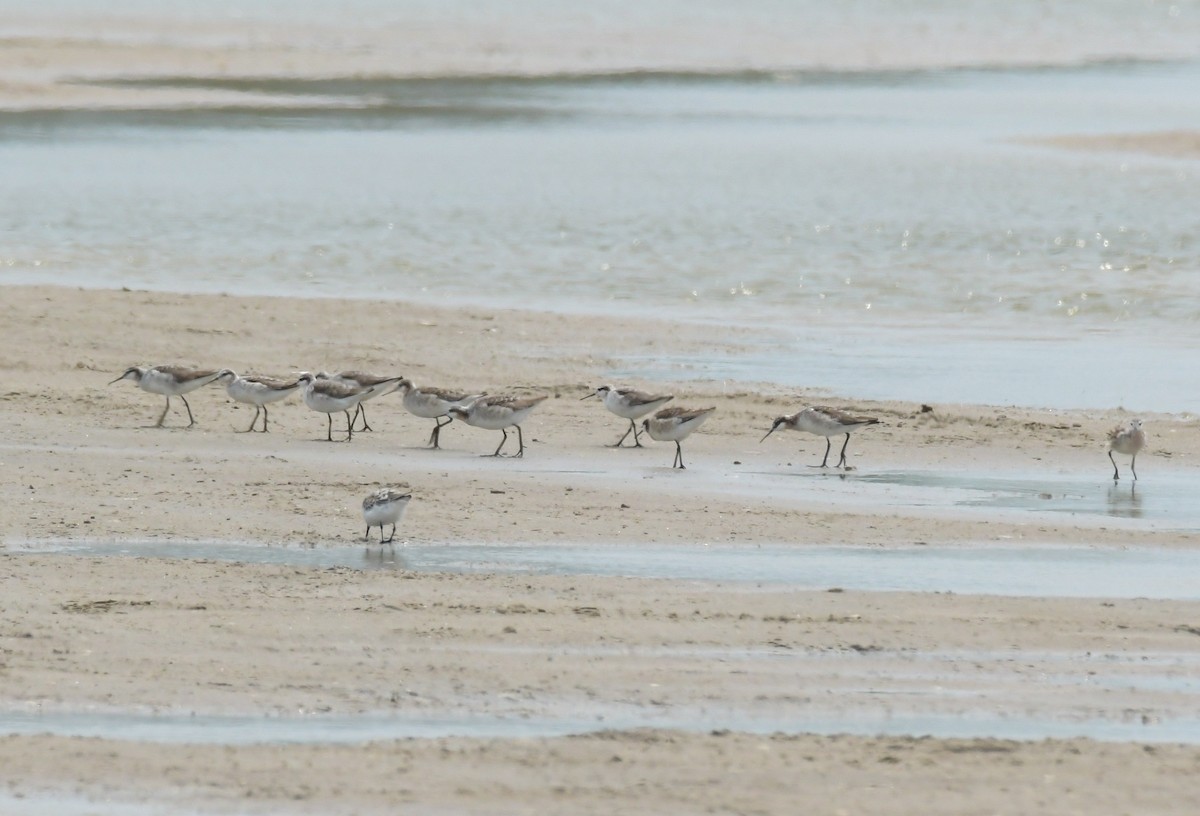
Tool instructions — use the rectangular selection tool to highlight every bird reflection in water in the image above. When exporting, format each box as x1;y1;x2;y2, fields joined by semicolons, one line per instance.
1107;481;1143;519
361;547;409;570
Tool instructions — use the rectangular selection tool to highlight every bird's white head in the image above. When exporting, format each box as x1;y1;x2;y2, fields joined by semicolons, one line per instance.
108;366;145;385
760;415;789;443
581;384;612;401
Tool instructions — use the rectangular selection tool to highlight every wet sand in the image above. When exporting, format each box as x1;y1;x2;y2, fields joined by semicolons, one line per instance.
6;6;1197;114
3;284;1200;813
1031;131;1200;160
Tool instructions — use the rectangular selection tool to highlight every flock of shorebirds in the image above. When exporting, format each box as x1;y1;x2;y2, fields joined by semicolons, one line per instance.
110;364;1149;543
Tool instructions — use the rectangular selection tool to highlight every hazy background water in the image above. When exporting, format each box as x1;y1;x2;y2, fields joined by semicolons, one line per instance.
1;1;1199;410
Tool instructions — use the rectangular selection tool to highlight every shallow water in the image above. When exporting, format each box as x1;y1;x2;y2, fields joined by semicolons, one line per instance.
11;540;1200;600
850;469;1179;522
1;706;1197;745
662;462;1200;529
3;8;1200;411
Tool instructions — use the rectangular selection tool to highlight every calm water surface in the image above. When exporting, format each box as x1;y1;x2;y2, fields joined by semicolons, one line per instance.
2;1;1199;410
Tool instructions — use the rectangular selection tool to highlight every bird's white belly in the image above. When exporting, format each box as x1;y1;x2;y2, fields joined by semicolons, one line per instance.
363;502;406;527
139;370;186;396
404;392;452;419
228;380;294;405
466;405;531;430
304;389;361;413
605;393;667;420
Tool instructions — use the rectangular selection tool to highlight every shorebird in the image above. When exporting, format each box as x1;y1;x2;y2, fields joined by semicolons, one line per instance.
316;371;402;432
1107;418;1146;481
641;406;716;469
760;406;880;469
299;373;400;442
216;370;304;433
362;488;412;545
394;378;484;449
108;365;222;427
447;394;548;457
582;384;674;447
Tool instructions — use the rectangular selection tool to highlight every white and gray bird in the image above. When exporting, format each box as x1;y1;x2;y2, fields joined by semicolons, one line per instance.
447;394;548;457
316;370;403;432
394;378;484;449
760;406;880;469
582;384;674;447
299;372;400;442
1107;418;1146;481
109;364;223;428
641;405;716;469
215;369;304;433
362;488;412;544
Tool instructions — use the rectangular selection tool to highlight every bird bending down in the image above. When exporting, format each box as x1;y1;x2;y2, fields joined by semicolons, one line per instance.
299;372;400;441
582;384;674;447
316;371;402;432
109;365;222;427
447;394;548;457
761;406;881;469
641;406;716;469
1107;418;1146;481
362;488;412;544
394;379;484;449
216;370;304;432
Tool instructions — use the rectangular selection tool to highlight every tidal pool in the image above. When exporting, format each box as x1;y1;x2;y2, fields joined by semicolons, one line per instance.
9;539;1200;600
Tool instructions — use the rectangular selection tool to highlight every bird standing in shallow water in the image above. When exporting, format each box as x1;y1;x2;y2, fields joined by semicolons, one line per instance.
447;394;548;457
760;406;880;469
362;488;411;544
641;406;716;469
109;365;222;428
582;384;674;447
1107;418;1146;481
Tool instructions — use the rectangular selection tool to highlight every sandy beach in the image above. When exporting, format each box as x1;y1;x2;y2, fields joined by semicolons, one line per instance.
2;284;1200;813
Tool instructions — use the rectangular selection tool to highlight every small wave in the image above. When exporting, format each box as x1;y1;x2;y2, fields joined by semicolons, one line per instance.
5;57;1176;120
89;56;1191;91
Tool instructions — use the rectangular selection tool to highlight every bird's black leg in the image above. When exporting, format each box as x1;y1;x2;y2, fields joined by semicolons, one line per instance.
357;404;373;432
1109;451;1119;481
608;423;634;448
241;407;260;433
261;405;270;433
344;410;354;441
1131;454;1138;481
515;425;525;458
326;413;335;442
430;416;452;449
491;428;508;456
364;525;371;541
181;395;197;427
631;420;644;447
674;440;685;469
385;523;396;544
837;433;851;468
810;438;832;468
157;398;170;427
